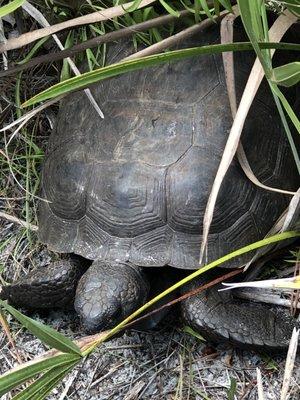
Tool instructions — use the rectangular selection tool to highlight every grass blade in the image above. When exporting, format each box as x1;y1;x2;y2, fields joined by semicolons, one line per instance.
21;41;300;108
30;363;78;400
83;231;300;352
0;301;82;356
271;93;300;174
22;1;104;119
0;0;25;18
199;0;214;20
226;377;237;400
270;83;300;133
237;0;270;75
217;0;232;12
220;11;298;195
159;0;180;17
124;0;143;13
221;275;300;291
0;0;157;52
16;36;50;65
11;361;79;400
272;61;300;87
199;10;298;262
0;354;80;397
284;0;300;17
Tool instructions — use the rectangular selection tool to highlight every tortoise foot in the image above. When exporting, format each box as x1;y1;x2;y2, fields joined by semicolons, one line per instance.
74;261;149;332
181;278;300;352
0;259;84;309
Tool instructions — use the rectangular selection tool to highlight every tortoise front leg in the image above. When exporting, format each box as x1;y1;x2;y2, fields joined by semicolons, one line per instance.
0;259;84;309
74;261;150;333
181;278;300;352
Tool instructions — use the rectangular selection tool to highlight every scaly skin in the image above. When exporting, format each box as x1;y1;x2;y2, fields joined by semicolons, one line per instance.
74;261;150;332
2;261;299;351
181;278;300;352
0;259;84;309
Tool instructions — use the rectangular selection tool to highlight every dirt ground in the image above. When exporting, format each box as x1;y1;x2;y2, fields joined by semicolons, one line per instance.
1;306;300;400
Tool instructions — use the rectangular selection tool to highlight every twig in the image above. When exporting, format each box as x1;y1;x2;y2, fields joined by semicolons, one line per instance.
280;328;299;400
0;0;157;53
0;211;38;231
0;330;109;377
0;10;191;79
1;13;228;147
124;381;145;400
22;1;104;119
290;255;300;317
124;268;242;329
58;370;78;400
235;288;300;309
124;11;228;61
1;268;242;377
256;368;265;400
0;311;23;365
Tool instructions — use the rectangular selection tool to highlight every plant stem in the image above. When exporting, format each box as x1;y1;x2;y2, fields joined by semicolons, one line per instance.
82;231;300;355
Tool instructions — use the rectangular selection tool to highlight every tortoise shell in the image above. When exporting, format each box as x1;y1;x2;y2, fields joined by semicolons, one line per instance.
38;26;298;269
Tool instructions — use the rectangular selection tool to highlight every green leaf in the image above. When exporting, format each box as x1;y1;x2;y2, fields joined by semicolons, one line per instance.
182;326;206;342
0;301;82;356
226;377;237;400
151;27;163;43
159;0;180;17
17;36;50;65
284;0;300;16
272;62;300;87
199;0;213;20
213;0;220;16
0;0;25;18
217;0;232;12
194;0;201;22
11;361;79;400
21;41;300;108
271;89;300;173
30;366;76;400
0;354;80;397
123;0;143;13
237;0;271;76
270;83;300;133
94;231;300;349
60;31;74;82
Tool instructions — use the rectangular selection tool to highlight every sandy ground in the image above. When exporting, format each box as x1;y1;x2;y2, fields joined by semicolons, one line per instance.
1;309;300;400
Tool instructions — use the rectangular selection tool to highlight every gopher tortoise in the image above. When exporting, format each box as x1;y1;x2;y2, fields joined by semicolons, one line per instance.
2;25;299;351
